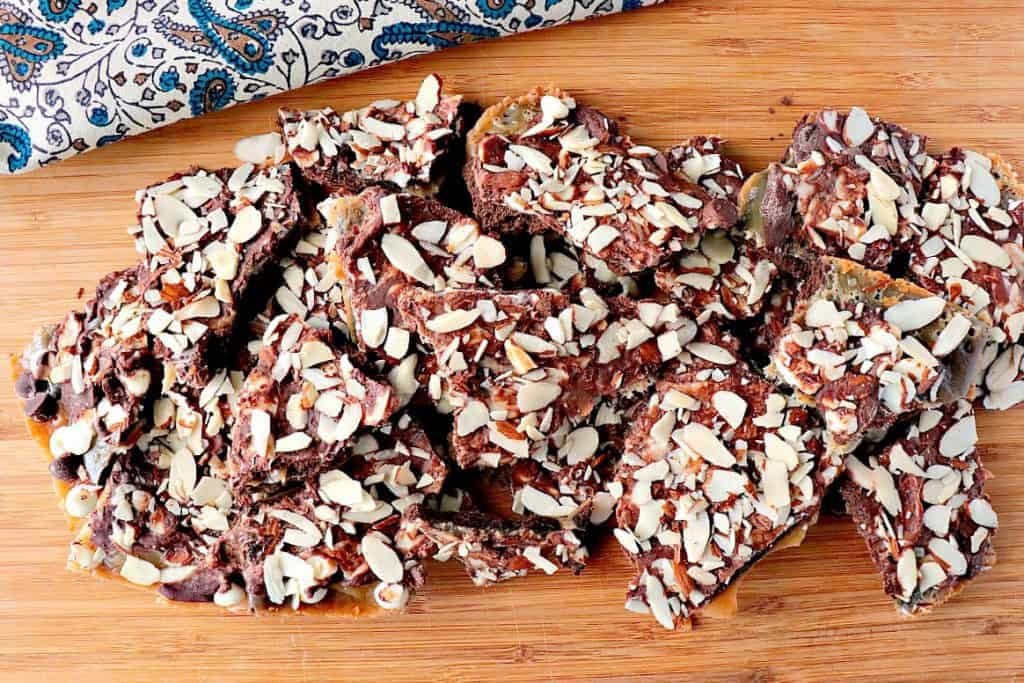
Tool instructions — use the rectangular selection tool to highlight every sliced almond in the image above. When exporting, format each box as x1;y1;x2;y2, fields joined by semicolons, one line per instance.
509;144;554;175
275;432;312;453
379;194;402;225
843;107;875;146
381;233;434;285
712;391;747;430
517;381;562;413
686;342;736;365
361;534;404;583
425;308;480;333
681;423;736;467
968;498;998;528
120;555;160;586
415;74;441;115
883;297;946;332
959;234;1010;268
360;308;388;348
227;205;263;244
250;409;271;457
472;235;507;269
931;313;972;357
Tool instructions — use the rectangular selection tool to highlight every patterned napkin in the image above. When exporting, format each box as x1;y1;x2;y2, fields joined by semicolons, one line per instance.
0;0;662;174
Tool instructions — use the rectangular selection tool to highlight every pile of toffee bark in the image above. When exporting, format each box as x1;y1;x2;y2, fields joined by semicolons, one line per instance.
17;75;1013;629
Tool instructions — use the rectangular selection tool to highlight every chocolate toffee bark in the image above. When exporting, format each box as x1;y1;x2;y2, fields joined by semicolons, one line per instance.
753;107;930;271
396;286;700;475
666;136;745;207
841;400;997;614
265;212;349;340
399;504;588;585
654;231;777;323
17;268;157;487
655;137;778;323
228;314;398;498
465;88;739;275
329;186;502;350
612;364;838;630
280;74;463;196
67;376;244;579
396;286;748;573
131;163;305;392
768;258;988;452
73;412;445;611
902;149;1024;408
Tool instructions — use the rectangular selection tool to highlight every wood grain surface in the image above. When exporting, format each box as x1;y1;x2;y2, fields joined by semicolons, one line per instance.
1;1;1023;681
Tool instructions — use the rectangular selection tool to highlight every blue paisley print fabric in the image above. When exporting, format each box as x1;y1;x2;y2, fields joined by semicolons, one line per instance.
0;0;661;174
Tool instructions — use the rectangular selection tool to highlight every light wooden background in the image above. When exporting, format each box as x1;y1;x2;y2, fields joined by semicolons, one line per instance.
1;2;1022;681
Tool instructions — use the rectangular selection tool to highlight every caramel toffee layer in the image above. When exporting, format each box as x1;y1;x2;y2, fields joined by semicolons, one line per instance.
17;82;1008;629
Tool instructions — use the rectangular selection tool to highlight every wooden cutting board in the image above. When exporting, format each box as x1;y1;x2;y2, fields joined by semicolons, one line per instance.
1;1;1022;681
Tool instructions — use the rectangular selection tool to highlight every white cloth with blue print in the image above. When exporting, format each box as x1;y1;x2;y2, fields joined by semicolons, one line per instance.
0;0;661;174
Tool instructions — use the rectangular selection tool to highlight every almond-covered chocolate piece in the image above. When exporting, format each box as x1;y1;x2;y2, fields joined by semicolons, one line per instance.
228;314;398;497
396;287;702;473
66;365;245;574
769;258;988;452
328;186;502;351
656;137;778;322
155;410;445;611
902;150;1024;408
666;135;745;206
17;268;156;486
613;364;838;630
399;503;588;585
280;73;463;195
465;88;738;275
841;400;997;614
754;107;930;270
131;163;305;391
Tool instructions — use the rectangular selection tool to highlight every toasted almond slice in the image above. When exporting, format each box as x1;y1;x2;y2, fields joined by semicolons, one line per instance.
472;235;507;269
931;313;972;357
275;432;312;452
120;555;161;586
938;414;977;458
968;498;998;528
426;308;480;333
227;205;263;243
517;381;562;413
681;423;736;467
959;234;1010;268
712;391;747;430
381;233;434;285
415;73;441;115
883;297;946;332
843;107;875;146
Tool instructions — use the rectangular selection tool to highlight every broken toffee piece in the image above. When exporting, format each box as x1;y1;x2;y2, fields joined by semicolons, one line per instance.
655;137;778;323
280;74;462;196
902;150;1024;409
329;186;502;351
666;136;745;207
757;107;930;271
18;268;156;482
266;213;349;340
613;363;837;630
769;258;988;452
841;400;997;614
465;88;738;275
396;286;697;473
228;314;398;498
399;504;588;585
131;163;305;392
